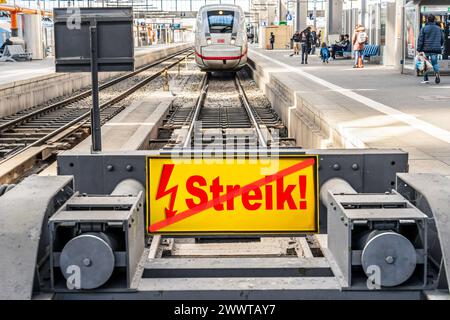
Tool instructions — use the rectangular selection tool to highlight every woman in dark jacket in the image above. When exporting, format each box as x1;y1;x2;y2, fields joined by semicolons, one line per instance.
300;27;313;64
417;14;445;84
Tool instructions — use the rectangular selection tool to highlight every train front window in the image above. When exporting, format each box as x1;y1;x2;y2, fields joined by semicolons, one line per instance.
207;10;235;33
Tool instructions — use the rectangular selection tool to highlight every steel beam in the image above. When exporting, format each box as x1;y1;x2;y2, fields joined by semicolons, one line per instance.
396;173;450;293
0;175;74;299
57;148;408;233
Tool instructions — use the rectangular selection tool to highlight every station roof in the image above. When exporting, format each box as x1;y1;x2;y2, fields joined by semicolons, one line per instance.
0;1;279;22
7;1;251;16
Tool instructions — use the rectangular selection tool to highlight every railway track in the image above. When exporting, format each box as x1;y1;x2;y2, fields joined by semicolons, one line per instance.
148;69;312;261
157;70;293;150
0;48;193;185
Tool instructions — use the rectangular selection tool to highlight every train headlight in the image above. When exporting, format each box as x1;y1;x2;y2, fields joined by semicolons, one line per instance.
207;39;212;45
230;39;236;45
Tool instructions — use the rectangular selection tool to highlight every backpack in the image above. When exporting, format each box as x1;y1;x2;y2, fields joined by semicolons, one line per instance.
300;31;308;42
357;31;367;44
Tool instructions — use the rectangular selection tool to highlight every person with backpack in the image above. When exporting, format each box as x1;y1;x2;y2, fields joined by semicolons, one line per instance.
290;31;301;56
269;32;275;50
417;14;444;84
300;27;313;64
352;24;368;68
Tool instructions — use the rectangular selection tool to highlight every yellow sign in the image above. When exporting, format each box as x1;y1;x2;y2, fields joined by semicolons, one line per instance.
147;156;319;234
0;0;7;4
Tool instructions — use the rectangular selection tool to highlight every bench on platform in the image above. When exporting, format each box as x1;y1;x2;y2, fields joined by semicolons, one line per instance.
0;45;32;62
363;44;380;58
331;43;352;59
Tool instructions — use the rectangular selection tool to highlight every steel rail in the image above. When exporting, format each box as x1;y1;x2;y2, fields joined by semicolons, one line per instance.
0;51;194;166
181;72;209;149
235;73;268;148
0;48;193;133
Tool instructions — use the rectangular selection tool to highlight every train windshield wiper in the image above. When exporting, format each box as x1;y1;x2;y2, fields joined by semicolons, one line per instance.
220;25;233;33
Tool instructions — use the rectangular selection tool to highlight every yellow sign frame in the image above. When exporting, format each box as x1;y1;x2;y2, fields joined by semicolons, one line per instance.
146;155;319;235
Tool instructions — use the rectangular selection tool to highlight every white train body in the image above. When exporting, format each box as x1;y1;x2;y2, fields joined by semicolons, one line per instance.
195;4;248;71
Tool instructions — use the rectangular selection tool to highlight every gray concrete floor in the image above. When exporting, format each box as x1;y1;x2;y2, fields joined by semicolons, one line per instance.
0;57;54;86
250;47;450;176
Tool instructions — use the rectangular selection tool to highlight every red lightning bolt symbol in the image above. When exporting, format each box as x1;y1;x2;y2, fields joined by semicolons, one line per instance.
156;164;178;218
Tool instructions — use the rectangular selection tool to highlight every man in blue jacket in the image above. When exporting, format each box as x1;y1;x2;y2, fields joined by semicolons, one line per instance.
418;14;445;84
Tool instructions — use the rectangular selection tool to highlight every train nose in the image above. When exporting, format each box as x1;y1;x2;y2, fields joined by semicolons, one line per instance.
196;45;246;70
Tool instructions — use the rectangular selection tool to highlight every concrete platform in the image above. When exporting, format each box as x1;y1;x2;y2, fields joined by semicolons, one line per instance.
248;48;450;176
0;58;54;86
72;92;174;152
0;43;192;118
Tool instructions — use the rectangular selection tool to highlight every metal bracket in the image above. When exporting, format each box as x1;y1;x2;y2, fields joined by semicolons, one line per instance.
57;148;408;233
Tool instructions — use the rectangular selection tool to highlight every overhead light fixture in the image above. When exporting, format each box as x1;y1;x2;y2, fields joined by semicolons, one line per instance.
219;11;224;15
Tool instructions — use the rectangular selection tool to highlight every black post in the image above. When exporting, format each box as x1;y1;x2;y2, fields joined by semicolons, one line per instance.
90;22;102;152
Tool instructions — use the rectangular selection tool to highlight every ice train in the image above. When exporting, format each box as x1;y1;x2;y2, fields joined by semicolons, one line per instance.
195;4;248;71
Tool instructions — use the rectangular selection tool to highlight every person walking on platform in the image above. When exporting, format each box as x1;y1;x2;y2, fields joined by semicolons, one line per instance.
269;32;275;50
418;14;444;84
300;27;313;64
290;31;301;56
352;24;368;68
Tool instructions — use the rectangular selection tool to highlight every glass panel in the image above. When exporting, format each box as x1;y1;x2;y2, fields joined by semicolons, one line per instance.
10;1;249;11
221;0;237;5
404;4;417;69
207;10;235;33
192;0;205;11
380;3;386;46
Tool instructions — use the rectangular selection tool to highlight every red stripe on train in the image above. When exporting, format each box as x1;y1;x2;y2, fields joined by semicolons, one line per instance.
195;48;247;61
